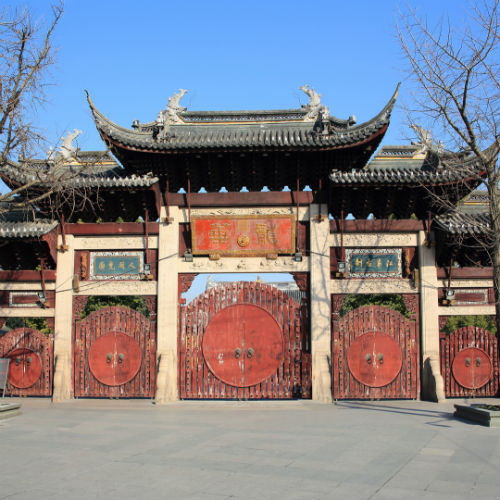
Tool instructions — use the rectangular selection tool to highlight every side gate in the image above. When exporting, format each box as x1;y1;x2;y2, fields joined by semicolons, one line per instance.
0;328;53;396
440;326;499;397
74;305;156;398
179;281;311;399
332;305;419;399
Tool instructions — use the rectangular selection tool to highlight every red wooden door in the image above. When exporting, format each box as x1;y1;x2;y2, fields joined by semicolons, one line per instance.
202;304;284;387
179;281;311;399
332;305;419;399
0;328;53;396
88;332;143;386
74;306;156;398
440;326;499;397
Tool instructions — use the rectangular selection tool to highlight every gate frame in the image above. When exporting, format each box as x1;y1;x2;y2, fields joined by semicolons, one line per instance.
73;299;157;398
178;280;311;400
331;294;420;400
0;327;53;396
439;325;499;397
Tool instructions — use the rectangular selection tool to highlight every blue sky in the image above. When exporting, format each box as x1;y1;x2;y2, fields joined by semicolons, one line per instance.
4;0;476;301
6;0;475;154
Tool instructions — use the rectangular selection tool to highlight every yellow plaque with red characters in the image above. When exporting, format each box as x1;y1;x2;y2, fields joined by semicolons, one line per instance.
191;215;296;256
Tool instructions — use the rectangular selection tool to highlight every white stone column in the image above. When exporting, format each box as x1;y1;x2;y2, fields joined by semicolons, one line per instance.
155;206;180;403
52;234;74;401
418;230;445;402
309;203;332;402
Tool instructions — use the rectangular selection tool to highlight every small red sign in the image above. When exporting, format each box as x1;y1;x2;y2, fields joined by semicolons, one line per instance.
191;215;295;256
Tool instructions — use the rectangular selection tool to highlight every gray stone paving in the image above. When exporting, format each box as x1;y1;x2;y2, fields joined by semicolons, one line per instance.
0;398;499;500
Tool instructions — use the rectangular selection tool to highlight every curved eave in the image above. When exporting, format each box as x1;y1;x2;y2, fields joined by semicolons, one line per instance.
329;169;485;187
87;86;399;154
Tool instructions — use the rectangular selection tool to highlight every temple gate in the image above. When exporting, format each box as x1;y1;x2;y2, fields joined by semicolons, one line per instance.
0;85;497;403
179;281;311;399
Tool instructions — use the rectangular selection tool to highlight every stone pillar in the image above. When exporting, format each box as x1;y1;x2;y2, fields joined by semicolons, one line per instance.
52;234;74;401
418;230;445;402
155;206;180;403
309;203;332;403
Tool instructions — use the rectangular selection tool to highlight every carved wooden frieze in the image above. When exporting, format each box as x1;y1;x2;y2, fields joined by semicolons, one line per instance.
73;296;89;319
179;274;198;295
144;296;157;319
291;272;308;291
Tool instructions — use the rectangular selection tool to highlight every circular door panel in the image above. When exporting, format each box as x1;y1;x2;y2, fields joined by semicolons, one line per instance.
243;305;284;387
452;347;492;389
88;332;142;386
7;348;42;389
347;332;403;388
202;304;284;387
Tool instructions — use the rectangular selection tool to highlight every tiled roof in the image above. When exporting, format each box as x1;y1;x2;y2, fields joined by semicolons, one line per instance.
0;221;58;238
434;211;491;235
329;145;485;186
88;87;398;153
0;154;158;189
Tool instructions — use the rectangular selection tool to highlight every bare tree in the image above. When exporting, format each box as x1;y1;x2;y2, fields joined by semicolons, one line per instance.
0;3;103;218
397;0;500;330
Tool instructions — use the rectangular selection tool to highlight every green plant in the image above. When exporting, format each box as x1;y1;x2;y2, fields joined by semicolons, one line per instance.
442;315;497;335
81;295;150;319
339;294;410;318
5;317;52;336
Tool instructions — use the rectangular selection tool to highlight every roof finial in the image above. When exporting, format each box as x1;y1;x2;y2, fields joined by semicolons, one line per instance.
59;129;82;160
157;88;188;126
299;84;329;121
410;124;443;153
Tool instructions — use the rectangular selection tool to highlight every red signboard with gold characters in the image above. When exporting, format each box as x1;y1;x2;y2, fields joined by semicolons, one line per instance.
191;215;295;256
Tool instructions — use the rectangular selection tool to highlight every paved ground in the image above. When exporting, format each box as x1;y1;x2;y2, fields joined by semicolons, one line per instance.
0;398;499;500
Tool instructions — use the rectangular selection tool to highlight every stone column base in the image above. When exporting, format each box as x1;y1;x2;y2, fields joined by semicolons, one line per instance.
312;350;333;403
155;350;178;404
52;352;72;401
421;352;446;402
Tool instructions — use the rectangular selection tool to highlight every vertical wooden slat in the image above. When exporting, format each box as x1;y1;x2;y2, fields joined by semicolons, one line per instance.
177;281;311;400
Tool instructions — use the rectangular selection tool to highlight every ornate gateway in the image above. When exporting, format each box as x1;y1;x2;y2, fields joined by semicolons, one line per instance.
332;304;419;399
74;305;156;398
179;281;311;399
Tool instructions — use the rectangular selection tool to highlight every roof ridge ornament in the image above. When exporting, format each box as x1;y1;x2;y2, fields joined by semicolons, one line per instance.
58;129;82;160
410;124;444;154
299;85;330;122
159;88;188;126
